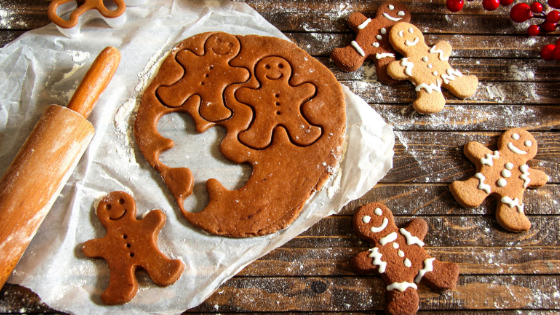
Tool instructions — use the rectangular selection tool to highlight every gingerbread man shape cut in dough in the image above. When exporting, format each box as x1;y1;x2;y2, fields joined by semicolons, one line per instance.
387;22;478;114
352;203;459;315
236;56;320;149
82;191;185;305
331;1;411;85
450;128;548;232
157;33;250;122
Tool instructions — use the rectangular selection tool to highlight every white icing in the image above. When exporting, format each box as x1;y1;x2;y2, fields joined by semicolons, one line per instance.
351;41;365;57
370;217;389;233
368;248;387;273
393;242;399;249
381;28;387;34
497;178;507;187
380;232;398;246
502;196;524;213
480;151;499;166
512;133;520;140
506;163;514;170
501;169;512;178
415;79;442;94
376;35;383;40
441;68;463;84
429;45;449;61
408;27;414;33
374;208;383;216
398;30;404;37
399;228;425;247
427;64;433;69
525;140;533;147
387;282;417;292
388;4;395;9
398;11;405;16
383;13;402;22
414;258;435;283
508;142;527;155
404;258;412;267
401;58;414;76
358;18;372;30
422;56;428;62
376;52;395;59
475;173;491;194
372;42;380;48
362;215;371;223
405;37;419;46
433;71;438;76
520;164;530;188
398;250;405;257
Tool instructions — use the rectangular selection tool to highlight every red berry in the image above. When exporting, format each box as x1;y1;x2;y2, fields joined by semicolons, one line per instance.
500;0;514;5
510;3;533;22
531;2;543;13
528;24;541;35
543;21;558;32
483;0;501;10
549;0;560;9
548;11;560;23
541;44;556;60
447;0;464;11
554;45;560;60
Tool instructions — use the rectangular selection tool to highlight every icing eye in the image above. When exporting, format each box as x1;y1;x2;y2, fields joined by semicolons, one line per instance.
512;133;520;140
505;162;513;170
398;31;404;37
381;28;387;34
376;35;382;40
398;11;405;16
525;140;533;147
362;215;371;223
408;27;414;33
388;4;395;10
374;208;383;216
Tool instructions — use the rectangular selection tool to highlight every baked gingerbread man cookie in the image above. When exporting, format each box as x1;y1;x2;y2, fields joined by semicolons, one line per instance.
450;128;548;232
352;203;459;315
330;1;411;85
82;191;185;305
387;22;478;114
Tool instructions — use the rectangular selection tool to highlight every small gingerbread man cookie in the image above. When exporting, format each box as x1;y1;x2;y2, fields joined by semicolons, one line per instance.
387;22;478;114
352;203;459;315
450;128;548;232
82;191;185;305
330;1;411;85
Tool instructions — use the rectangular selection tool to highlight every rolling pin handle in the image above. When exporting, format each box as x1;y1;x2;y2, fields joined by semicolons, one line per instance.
67;46;121;119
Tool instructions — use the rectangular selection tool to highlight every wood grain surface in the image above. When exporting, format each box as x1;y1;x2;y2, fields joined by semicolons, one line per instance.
0;0;559;314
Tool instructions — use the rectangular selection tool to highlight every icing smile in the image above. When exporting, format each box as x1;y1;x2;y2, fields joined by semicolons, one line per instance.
507;142;527;154
370;217;389;233
405;37;419;46
383;12;403;21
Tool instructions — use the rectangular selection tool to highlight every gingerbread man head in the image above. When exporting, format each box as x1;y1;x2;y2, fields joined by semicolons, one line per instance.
205;33;241;58
255;56;292;82
96;192;136;227
498;128;538;161
353;203;399;244
388;23;426;55
375;1;412;23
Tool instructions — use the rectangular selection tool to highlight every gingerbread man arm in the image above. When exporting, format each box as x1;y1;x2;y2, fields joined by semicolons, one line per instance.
82;238;107;259
140;210;166;235
463;141;493;164
401;218;428;242
387;59;409;81
430;41;453;60
528;168;549;188
419;259;460;292
350;251;380;274
347;12;370;32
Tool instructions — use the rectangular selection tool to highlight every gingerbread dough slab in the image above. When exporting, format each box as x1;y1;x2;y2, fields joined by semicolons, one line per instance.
352;203;459;315
330;1;411;85
82;191;184;305
135;32;346;237
450;128;548;232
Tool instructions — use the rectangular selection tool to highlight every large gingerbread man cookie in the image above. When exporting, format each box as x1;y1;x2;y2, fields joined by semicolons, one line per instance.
134;32;346;237
331;1;411;85
450;128;548;232
387;22;478;114
82;191;185;305
352;203;459;315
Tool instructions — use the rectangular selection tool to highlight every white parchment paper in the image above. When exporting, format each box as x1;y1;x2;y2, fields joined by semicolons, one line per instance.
0;1;394;314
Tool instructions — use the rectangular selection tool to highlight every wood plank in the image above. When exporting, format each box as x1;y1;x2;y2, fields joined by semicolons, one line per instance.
189;275;560;312
240;246;560;276
0;284;55;314
0;31;26;48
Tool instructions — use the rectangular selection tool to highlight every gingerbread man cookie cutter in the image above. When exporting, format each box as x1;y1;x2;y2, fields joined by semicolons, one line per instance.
48;0;146;38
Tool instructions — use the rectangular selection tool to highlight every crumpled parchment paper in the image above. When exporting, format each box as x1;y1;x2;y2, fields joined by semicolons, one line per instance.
0;1;394;314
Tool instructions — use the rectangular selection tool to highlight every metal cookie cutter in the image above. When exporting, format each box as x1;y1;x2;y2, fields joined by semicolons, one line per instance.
48;0;146;38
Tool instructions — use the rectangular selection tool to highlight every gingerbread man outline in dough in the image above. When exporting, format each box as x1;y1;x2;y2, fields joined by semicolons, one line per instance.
331;1;411;85
450;128;548;232
156;32;250;122
387;22;478;114
236;56;320;149
82;191;185;305
352;203;459;315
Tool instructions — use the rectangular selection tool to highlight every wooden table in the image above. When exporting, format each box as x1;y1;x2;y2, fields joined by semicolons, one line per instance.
1;0;559;314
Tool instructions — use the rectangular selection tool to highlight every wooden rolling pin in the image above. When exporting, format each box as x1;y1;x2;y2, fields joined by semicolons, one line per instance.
0;46;121;289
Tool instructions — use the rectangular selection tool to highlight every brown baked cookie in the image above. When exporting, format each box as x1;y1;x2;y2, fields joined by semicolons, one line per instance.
134;32;346;237
82;191;184;305
331;1;411;85
352;203;459;315
387;22;478;114
450;128;548;232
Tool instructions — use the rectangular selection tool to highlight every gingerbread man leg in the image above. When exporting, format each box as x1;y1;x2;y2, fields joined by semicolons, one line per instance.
413;90;446;114
496;191;531;232
385;288;419;315
101;263;138;305
445;74;478;99
142;254;185;286
420;260;460;292
449;177;490;208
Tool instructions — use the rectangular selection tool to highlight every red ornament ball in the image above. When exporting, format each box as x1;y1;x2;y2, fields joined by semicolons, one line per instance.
447;0;464;12
549;0;560;9
483;0;501;10
543;21;558;32
541;44;556;60
547;11;560;23
530;2;543;13
500;0;514;5
528;24;541;36
554;45;560;60
510;3;533;22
